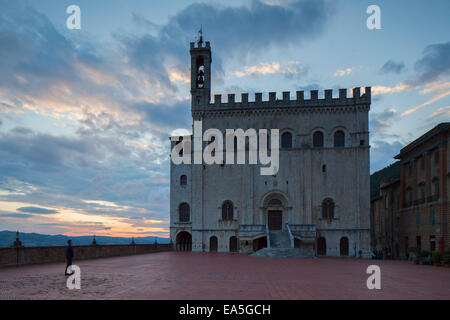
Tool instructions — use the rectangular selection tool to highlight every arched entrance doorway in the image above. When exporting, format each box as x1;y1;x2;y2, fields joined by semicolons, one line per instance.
340;237;349;256
262;194;288;230
317;237;326;255
229;236;238;252
176;231;192;251
209;236;218;252
268;210;282;230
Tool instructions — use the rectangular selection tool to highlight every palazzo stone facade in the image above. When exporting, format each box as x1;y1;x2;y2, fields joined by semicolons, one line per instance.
170;39;372;257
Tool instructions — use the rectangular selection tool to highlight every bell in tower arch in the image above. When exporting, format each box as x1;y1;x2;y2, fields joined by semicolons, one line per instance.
196;56;205;89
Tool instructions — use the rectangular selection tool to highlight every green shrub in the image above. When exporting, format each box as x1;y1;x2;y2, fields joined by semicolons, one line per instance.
420;250;430;258
445;254;450;264
432;251;441;263
408;247;419;253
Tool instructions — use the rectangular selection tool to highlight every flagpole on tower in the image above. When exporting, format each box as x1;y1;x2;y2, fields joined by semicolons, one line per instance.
198;25;203;46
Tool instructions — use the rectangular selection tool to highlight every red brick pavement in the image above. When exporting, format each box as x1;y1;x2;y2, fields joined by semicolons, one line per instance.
0;251;449;300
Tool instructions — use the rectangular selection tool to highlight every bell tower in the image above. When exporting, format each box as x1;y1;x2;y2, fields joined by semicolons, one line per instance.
190;29;211;110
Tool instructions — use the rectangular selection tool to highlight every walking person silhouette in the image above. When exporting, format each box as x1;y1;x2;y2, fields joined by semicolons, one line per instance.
65;240;74;276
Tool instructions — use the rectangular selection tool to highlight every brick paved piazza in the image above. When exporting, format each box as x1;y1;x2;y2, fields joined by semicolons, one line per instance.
1;252;449;300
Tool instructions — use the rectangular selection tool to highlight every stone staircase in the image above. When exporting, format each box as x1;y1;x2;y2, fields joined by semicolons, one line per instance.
251;230;313;258
269;230;291;248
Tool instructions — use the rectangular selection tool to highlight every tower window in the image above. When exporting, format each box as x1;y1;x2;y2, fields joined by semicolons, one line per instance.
334;130;345;147
281;132;292;149
313;131;324;147
180;175;187;186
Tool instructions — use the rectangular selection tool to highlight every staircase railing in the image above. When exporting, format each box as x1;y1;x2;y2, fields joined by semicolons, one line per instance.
285;222;294;248
265;223;270;249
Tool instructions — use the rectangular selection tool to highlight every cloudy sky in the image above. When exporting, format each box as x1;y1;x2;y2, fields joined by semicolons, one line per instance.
0;0;449;238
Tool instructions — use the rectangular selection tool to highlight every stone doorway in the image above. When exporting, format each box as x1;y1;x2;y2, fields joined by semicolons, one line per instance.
317;237;326;255
229;236;238;252
209;236;218;252
340;237;349;256
268;210;282;230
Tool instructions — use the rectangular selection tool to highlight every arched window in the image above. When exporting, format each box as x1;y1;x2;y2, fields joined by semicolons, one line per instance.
313;131;324;147
180;175;187;186
222;201;234;220
281;132;292;149
334;130;345;147
322;198;335;219
179;203;190;222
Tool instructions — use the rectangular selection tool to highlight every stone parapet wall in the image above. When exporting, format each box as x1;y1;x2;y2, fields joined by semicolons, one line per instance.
0;244;171;268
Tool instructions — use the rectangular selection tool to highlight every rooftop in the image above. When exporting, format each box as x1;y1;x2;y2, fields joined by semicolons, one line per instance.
1;252;449;300
395;122;450;159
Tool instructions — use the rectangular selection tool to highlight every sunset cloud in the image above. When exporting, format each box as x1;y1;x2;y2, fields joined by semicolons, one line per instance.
401;81;450;116
0;0;448;239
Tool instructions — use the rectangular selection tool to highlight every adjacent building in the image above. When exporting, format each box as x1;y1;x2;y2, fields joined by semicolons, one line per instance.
370;178;400;258
371;122;449;259
396;122;449;258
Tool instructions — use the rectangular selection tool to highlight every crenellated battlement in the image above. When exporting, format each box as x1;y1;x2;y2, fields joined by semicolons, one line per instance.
190;41;211;50
202;87;371;110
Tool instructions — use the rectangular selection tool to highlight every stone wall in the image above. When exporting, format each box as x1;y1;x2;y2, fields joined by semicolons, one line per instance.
0;244;172;268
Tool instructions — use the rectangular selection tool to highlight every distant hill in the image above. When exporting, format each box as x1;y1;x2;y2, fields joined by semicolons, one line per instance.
370;161;401;200
0;230;170;248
